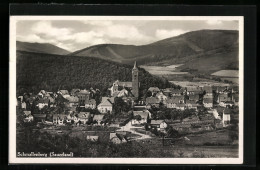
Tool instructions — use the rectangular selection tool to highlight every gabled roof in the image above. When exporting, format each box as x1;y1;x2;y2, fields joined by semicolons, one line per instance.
118;82;132;88
133;110;150;119
186;86;202;92
176;103;185;107
150;120;165;125
53;114;67;120
146;97;159;104
156;91;166;97
93;114;104;121
66;96;79;103
171;88;184;94
78;89;90;95
167;96;184;104
101;97;115;104
59;90;69;95
23;111;31;116
148;87;160;92
85;99;96;105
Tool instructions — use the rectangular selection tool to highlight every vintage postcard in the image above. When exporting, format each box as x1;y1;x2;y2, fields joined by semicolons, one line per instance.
9;16;243;164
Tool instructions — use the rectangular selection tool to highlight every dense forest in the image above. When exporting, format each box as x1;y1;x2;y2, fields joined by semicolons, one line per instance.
16;51;176;96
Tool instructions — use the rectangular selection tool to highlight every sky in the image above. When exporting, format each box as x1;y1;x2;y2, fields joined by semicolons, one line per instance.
16;19;238;52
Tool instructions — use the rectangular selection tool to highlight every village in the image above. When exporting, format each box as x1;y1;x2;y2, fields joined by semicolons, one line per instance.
16;62;239;146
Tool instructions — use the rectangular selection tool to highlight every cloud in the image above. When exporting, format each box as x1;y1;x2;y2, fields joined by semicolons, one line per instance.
206;20;223;25
81;20;113;27
155;29;188;39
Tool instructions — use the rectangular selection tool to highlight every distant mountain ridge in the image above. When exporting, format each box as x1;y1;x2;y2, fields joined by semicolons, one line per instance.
69;29;239;74
16;41;70;55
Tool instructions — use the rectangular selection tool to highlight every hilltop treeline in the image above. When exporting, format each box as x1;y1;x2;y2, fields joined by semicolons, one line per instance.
16;51;176;95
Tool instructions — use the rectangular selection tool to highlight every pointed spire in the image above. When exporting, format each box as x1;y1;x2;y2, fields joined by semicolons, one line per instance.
133;61;137;69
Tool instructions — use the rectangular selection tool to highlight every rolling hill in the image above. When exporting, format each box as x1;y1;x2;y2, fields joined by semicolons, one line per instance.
16;41;70;55
69;30;239;74
16;50;176;96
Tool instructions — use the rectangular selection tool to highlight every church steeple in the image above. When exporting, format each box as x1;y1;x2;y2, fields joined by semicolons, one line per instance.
133;61;137;70
132;61;139;99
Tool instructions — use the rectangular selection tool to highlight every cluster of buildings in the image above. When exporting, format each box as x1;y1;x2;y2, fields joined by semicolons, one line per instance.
17;61;238;139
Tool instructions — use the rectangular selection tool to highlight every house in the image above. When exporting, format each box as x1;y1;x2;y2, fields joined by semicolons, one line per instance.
85;99;96;109
215;86;229;94
23;111;33;122
24;115;34;122
185;100;198;110
57;90;69;96
203;98;213;108
131;110;150;125
171;88;184;96
78;112;90;124
222;108;231;127
97;97;114;114
150;120;167;131
203;86;213;96
208;109;221;119
186;86;203;95
188;94;200;102
38;90;46;98
148;87;160;95
110;132;127;144
156;92;167;104
175;103;185;110
166;96;185;108
33;114;46;122
70;89;80;96
93;115;105;125
36;98;49;110
217;93;232;103
21;102;27;109
109;80;133;96
145;97;159;108
78;89;91;105
53;114;67;125
66;96;79;107
162;88;173;97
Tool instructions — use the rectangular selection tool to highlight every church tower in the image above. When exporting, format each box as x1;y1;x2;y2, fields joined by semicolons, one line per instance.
132;61;139;99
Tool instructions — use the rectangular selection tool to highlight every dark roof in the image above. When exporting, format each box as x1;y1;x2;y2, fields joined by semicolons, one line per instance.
133;110;150;119
186;100;197;104
150;120;165;125
33;114;46;118
93;115;104;121
38;98;49;104
78;112;90;119
167;96;184;103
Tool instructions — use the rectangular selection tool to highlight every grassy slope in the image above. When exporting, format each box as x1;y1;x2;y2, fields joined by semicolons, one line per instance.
69;30;239;75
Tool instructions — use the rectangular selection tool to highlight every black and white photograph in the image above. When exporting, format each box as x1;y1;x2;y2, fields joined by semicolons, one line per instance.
9;16;244;164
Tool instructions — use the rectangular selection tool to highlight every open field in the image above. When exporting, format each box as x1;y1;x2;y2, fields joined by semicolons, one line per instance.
170;81;230;87
211;70;239;77
140;65;188;75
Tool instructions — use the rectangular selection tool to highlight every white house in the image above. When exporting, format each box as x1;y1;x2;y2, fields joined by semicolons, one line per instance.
156;92;167;104
222;108;231;127
36;98;49;110
150;120;168;131
97;97;114;114
85;99;96;109
78;112;90;124
203;98;213;108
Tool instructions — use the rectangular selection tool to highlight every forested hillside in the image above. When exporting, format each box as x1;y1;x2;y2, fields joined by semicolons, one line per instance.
16;51;176;95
